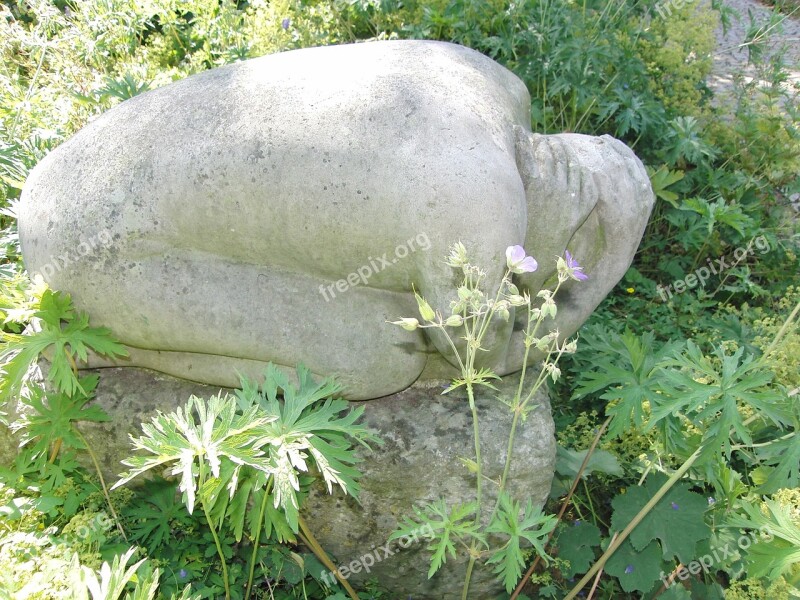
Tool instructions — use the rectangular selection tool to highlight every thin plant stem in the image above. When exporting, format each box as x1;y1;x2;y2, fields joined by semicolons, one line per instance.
73;427;127;541
48;438;62;463
298;515;360;600
203;502;231;600
762;298;800;359
467;382;482;519
245;478;274;600
197;461;230;600
562;446;703;600
510;415;611;599
462;553;477;600
586;532;618;600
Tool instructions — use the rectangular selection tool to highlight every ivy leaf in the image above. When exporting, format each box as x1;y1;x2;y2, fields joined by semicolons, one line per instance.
605;538;665;594
611;473;711;564
486;491;557;592
555;521;601;578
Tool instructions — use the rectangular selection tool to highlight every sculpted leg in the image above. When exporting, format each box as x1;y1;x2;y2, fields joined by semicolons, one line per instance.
79;247;428;399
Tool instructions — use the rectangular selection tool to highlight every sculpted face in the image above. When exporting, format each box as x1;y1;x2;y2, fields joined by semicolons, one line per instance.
19;40;654;399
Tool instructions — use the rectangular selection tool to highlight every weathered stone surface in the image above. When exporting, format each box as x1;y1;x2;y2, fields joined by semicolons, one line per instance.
303;374;555;599
0;367;555;599
19;40;655;400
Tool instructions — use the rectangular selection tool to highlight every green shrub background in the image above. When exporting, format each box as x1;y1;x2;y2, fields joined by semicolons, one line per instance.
1;1;798;598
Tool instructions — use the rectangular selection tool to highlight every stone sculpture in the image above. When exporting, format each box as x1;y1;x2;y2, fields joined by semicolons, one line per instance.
19;40;654;400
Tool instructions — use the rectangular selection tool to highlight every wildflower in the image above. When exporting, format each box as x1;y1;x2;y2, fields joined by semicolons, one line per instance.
626;287;635;293
179;569;188;579
446;241;469;269
625;565;634;574
671;502;679;510
391;317;419;331
505;245;538;274
445;314;463;327
708;497;716;505
414;289;436;321
281;17;291;30
558;250;589;282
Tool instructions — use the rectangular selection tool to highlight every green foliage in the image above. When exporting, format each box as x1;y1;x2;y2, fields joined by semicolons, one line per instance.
636;1;717;117
391;500;483;579
13;375;108;458
233;363;378;532
0;289;128;403
651;342;791;463
604;539;664;594
1;0;798;597
572;328;681;438
115;364;376;599
725;493;800;582
647;165;685;207
123;476;193;551
554;521;601;579
115;392;274;515
486;492;557;592
611;475;711;565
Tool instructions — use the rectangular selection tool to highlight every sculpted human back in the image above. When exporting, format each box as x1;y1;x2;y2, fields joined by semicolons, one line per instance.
19;40;654;399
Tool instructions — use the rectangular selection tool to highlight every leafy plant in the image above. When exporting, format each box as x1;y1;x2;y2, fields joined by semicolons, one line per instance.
390;243;587;597
0;288;128;403
114;365;378;600
725;494;800;583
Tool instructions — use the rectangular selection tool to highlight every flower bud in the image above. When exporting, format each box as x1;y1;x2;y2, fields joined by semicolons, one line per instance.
391;317;419;331
414;290;436;321
445;314;464;327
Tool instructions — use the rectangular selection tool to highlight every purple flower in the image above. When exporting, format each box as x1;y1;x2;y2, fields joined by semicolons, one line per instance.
708;497;716;505
506;245;538;274
564;250;589;281
625;565;634;574
671;502;679;510
179;569;188;579
281;17;291;30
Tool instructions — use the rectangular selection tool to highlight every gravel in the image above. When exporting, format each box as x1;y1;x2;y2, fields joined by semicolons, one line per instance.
707;0;800;100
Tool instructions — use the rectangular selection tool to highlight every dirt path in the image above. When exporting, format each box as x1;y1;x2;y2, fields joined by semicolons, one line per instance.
707;0;799;99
